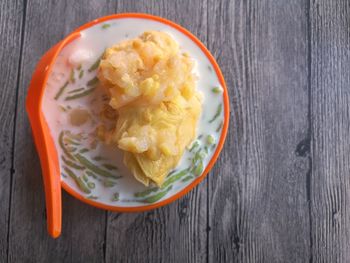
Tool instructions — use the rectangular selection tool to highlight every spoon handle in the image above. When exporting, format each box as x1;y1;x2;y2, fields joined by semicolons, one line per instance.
26;33;81;238
27;45;62;238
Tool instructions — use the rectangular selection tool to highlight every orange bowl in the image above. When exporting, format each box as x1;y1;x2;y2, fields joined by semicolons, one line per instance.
26;13;229;237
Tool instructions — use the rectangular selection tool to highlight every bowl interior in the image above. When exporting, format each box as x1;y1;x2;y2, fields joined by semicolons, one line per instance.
34;14;229;212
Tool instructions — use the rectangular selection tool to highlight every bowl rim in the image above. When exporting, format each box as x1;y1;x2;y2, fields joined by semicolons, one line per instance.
33;13;230;212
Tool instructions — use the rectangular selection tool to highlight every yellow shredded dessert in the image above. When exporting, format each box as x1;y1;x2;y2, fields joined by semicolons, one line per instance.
97;31;202;186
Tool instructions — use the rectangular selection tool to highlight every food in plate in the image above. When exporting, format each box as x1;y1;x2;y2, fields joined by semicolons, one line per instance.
97;31;202;186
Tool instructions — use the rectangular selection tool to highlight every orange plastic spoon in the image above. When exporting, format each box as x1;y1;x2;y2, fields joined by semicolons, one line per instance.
26;32;80;238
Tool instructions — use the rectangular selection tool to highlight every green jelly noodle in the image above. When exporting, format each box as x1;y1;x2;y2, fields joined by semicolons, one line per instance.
134;187;159;198
63;166;91;194
62;155;84;170
65;87;96;101
102;23;111;29
207;134;215;145
87;77;99;86
162;168;189;189
181;175;194;183
211;86;222;93
111;192;119;202
70;69;75;83
68;87;85;94
209;104;223;123
54;81;69;100
79;70;84;79
87;182;95;189
194;160;204;176
88;53;103;72
58;131;75;160
141;186;173;203
189;140;199;152
74;153;121;179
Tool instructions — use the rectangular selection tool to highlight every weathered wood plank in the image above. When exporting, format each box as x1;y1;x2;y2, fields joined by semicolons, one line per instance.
207;1;311;262
105;1;208;263
309;1;350;262
8;0;350;262
8;1;116;262
0;0;24;261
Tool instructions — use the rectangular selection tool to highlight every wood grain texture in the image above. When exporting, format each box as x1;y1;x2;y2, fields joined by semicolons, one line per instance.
105;1;208;263
309;1;350;262
8;1;115;262
2;0;350;262
207;0;311;262
0;0;24;261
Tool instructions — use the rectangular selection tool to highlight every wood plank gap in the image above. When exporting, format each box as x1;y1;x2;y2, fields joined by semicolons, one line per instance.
305;1;314;263
6;1;28;262
103;211;108;263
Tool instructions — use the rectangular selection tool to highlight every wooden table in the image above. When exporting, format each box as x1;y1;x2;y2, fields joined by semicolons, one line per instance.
1;0;349;262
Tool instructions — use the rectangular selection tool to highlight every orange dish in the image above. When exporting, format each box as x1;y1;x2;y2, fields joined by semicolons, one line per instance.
26;13;229;238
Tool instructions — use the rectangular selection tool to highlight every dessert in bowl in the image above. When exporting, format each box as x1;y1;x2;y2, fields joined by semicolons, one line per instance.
26;13;229;237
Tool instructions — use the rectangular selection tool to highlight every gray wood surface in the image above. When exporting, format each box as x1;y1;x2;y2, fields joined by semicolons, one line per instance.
0;0;24;261
208;0;311;262
1;0;350;262
310;1;350;262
